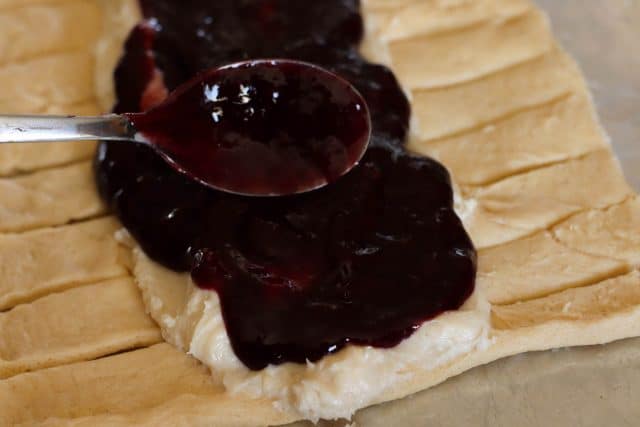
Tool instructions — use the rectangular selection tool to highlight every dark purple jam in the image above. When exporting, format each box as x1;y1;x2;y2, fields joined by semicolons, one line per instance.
127;60;371;196
96;0;477;370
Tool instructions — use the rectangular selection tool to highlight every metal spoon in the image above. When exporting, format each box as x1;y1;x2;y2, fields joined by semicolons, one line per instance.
0;60;371;197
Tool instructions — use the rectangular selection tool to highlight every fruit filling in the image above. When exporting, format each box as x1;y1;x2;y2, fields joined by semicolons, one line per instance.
96;0;477;370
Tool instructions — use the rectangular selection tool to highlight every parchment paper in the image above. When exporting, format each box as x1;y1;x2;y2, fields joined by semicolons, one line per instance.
290;1;640;425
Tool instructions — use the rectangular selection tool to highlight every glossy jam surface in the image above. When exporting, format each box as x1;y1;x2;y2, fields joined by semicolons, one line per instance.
96;0;477;370
128;60;371;196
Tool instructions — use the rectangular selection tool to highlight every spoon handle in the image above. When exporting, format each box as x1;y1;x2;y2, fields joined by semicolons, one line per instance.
0;114;136;143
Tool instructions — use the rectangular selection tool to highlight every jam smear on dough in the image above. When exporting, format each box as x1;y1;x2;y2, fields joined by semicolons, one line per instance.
96;0;477;370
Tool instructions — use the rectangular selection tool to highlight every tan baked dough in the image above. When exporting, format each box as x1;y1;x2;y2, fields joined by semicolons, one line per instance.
409;46;581;141
0;0;72;10
412;92;607;185
0;277;161;379
388;9;552;89
479;229;628;305
492;271;640;329
0;52;95;113
0;343;297;427
0;141;97;176
0;161;105;233
466;149;632;248
0;2;101;66
552;197;640;267
0;217;128;310
0;0;638;425
378;0;531;41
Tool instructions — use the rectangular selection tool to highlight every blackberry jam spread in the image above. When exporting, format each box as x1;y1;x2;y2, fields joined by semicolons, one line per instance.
126;60;372;196
96;0;477;370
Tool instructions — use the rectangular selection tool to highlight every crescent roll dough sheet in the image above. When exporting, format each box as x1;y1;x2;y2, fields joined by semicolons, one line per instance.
0;0;638;425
